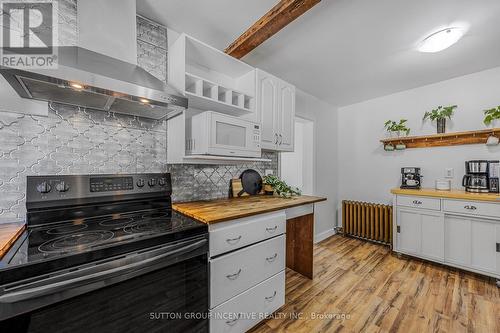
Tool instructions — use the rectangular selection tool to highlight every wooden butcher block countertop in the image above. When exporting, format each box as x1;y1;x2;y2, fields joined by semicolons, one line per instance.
391;188;500;202
0;222;25;259
173;195;327;224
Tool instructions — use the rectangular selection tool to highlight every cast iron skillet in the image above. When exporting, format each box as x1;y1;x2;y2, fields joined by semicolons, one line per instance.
239;169;262;196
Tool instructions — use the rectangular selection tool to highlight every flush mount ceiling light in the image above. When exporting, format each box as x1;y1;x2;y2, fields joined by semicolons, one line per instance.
418;27;466;53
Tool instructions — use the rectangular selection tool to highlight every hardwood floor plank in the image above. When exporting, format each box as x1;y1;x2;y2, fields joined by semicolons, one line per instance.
249;235;500;333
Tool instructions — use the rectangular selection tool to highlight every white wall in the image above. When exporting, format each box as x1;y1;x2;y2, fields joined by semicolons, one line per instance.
295;89;338;242
280;118;314;195
337;66;500;208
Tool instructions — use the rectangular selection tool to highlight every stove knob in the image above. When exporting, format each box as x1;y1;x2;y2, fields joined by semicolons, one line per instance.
148;178;157;187
137;179;145;188
158;178;166;186
36;181;52;194
55;181;69;193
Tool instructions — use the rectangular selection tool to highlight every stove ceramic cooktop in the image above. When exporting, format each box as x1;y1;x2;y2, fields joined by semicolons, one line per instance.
25;209;201;261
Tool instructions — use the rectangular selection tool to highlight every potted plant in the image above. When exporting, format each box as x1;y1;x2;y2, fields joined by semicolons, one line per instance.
384;119;411;150
263;175;301;198
423;105;457;133
483;106;500;146
483;106;500;127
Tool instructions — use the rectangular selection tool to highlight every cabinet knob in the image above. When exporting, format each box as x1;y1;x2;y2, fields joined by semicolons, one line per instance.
464;205;477;210
412;200;422;205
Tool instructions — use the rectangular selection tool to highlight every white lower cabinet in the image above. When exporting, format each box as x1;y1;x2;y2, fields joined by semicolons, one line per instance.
445;216;500;275
444;215;471;266
396;208;444;261
394;194;500;279
210;271;285;333
209;211;286;332
210;235;285;308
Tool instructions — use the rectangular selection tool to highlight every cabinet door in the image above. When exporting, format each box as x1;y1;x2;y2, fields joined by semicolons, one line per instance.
256;70;278;150
420;212;444;261
444;216;471;266
277;81;295;152
470;219;499;274
397;209;420;255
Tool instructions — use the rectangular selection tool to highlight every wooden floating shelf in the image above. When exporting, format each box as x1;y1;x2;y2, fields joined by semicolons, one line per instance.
380;128;500;149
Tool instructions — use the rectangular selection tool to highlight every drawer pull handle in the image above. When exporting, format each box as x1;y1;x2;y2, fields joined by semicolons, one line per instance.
226;235;242;244
412;200;422;205
266;226;278;233
226;269;242;280
464;205;477;210
266;253;278;262
265;291;277;301
225;313;240;326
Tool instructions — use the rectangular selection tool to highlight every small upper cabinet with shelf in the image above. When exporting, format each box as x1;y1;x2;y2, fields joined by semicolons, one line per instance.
169;34;256;116
256;69;295;152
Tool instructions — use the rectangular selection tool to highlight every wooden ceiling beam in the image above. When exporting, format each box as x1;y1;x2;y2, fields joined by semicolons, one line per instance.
225;0;321;59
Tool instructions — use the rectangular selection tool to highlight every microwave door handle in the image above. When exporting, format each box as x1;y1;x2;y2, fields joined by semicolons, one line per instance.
0;239;207;304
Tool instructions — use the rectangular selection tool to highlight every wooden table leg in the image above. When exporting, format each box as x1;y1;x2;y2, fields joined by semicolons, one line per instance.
286;213;314;279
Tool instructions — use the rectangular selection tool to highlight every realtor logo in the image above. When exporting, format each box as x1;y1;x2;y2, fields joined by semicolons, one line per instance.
0;0;58;68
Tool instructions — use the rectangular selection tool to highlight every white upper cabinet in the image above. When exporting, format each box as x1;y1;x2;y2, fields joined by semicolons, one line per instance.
168;33;256;116
256;69;295;152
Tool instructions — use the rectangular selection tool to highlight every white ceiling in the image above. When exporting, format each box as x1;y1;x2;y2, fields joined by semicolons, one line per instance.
137;0;500;107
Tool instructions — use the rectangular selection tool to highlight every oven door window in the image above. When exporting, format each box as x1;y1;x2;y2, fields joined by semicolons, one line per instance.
215;121;246;147
2;254;208;333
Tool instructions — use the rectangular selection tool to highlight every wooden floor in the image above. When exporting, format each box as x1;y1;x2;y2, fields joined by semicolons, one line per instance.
250;235;500;333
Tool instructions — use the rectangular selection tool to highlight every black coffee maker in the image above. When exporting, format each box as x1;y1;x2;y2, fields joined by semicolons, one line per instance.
401;167;422;189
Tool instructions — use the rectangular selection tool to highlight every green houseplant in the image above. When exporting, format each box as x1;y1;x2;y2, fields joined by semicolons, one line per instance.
483;106;500;126
263;175;301;198
384;119;411;136
484;106;500;146
383;119;410;150
423;105;457;133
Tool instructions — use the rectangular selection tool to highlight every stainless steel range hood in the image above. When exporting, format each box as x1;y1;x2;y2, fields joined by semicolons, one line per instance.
0;46;187;119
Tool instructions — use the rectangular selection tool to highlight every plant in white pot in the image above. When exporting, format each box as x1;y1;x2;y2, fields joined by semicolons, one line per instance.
483;106;500;146
423;105;457;134
384;119;411;150
483;106;500;127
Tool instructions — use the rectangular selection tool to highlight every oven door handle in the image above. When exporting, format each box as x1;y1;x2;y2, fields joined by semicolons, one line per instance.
0;238;207;304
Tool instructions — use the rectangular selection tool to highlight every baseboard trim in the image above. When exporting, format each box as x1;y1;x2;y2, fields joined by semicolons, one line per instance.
314;228;336;243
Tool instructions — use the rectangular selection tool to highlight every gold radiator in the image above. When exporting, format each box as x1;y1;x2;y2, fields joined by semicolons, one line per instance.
342;200;393;246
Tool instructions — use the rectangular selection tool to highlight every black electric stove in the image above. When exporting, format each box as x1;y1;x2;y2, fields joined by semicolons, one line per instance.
0;173;208;332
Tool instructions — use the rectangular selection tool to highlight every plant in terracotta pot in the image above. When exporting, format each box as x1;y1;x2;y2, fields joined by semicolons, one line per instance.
384;119;411;150
423;105;457;133
263;175;301;198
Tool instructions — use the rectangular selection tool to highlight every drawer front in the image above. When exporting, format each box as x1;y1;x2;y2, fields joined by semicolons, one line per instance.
443;199;500;218
210;271;285;333
209;211;286;257
397;195;441;211
210;235;285;308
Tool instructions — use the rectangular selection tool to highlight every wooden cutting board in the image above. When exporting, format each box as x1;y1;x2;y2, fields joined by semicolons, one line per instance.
0;222;26;259
231;178;265;197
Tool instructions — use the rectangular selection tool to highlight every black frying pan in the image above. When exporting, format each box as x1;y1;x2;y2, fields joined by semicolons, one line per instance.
239;169;263;196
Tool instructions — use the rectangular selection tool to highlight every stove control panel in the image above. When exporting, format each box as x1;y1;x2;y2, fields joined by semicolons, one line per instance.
27;173;172;203
90;176;134;192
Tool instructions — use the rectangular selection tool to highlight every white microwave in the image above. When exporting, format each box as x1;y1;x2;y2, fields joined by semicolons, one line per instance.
186;111;261;158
